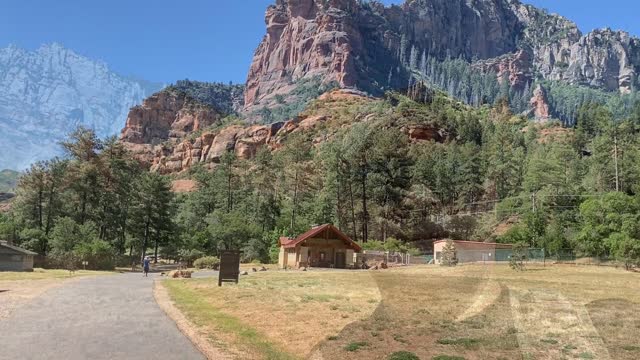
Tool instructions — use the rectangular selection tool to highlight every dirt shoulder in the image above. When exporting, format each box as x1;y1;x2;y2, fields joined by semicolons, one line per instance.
0;279;65;320
154;280;232;360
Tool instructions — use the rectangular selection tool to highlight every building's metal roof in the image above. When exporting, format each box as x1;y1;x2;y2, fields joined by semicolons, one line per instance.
0;241;38;255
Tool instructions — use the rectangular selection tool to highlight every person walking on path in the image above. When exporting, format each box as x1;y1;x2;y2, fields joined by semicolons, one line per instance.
143;256;151;277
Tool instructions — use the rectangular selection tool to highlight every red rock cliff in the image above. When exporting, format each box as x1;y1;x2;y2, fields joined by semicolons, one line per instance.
245;0;362;109
120;90;222;145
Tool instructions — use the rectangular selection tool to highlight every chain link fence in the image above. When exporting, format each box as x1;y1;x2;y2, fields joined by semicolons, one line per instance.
450;248;547;265
551;249;619;266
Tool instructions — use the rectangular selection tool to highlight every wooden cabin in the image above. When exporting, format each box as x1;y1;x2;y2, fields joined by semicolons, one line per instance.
278;224;362;269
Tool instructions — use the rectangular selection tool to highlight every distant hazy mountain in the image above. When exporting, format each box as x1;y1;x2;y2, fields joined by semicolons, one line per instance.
0;43;162;170
0;169;19;193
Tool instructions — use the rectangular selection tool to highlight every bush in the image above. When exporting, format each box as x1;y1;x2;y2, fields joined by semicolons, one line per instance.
344;342;368;352
179;249;205;266
358;238;421;255
76;240;116;270
440;240;458;267
193;256;220;270
509;242;528;271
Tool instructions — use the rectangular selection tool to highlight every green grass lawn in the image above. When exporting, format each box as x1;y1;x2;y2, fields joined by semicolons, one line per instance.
163;279;298;360
0;268;112;281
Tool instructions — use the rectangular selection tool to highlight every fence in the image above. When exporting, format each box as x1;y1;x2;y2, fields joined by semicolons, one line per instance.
550;249;625;267
360;250;412;266
450;248;546;265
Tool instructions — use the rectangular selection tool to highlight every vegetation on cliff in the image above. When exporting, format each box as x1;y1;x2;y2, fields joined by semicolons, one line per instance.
166;80;244;115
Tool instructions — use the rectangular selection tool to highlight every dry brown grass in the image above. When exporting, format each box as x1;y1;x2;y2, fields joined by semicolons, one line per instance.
166;264;640;360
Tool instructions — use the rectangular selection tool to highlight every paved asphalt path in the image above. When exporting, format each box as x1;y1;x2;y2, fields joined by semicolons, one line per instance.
0;272;215;360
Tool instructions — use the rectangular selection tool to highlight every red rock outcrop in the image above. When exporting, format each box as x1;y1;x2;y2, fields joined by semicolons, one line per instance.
121;89;446;174
120;90;222;145
405;125;447;143
141;122;288;174
473;50;533;89
244;0;527;113
171;180;198;193
245;0;362;110
529;85;551;123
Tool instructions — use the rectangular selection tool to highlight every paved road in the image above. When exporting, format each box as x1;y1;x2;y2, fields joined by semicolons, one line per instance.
0;273;206;360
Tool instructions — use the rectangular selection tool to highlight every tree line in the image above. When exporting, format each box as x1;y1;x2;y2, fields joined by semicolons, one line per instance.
2;90;640;268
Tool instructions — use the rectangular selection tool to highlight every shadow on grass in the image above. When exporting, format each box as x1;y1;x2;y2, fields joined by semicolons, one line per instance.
311;268;520;359
587;298;640;360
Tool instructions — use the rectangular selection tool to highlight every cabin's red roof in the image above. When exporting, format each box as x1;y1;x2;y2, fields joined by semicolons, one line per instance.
280;224;362;252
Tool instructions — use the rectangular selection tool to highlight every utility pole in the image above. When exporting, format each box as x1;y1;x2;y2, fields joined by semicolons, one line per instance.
614;134;620;192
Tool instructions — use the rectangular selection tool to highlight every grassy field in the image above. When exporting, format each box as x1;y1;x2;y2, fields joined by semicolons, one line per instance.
163;264;640;360
0;268;112;281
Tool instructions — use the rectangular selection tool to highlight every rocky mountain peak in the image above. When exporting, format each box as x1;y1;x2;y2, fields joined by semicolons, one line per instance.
0;43;162;170
243;0;640;119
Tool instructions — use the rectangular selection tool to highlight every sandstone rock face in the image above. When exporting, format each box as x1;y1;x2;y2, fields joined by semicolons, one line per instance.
245;0;523;112
562;30;639;93
245;0;363;109
141;121;297;174
120;90;222;145
126;111;326;174
529;85;551;122
513;4;640;94
244;0;640;114
121;88;445;174
474;50;532;89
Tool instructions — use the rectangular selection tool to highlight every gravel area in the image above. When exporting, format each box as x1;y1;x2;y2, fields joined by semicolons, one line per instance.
0;273;205;360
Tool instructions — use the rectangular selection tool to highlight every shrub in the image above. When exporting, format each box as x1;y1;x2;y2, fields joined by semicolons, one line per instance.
509;242;528;271
193;256;220;270
436;338;480;348
179;249;205;266
440;240;458;267
78;240;116;270
388;351;421;360
344;342;369;352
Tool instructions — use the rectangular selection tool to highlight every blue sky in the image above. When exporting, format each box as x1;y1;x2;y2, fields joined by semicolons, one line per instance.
0;0;637;84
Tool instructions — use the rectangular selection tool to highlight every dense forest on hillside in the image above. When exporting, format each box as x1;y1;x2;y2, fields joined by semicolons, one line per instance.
2;89;640;269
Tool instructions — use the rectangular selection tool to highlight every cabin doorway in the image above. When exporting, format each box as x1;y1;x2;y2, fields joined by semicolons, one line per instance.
335;252;346;269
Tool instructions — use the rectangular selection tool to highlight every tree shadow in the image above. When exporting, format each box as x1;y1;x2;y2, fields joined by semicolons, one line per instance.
310;269;519;359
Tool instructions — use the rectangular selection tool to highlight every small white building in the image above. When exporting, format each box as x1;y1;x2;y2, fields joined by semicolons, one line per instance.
433;240;514;264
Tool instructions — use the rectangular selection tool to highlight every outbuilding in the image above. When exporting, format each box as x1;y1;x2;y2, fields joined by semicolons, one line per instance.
433;240;513;264
0;240;37;272
278;224;362;269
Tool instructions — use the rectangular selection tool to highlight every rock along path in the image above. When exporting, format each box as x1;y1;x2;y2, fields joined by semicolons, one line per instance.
0;273;206;360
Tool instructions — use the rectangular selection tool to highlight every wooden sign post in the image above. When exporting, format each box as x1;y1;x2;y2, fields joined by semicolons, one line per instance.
218;250;242;286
